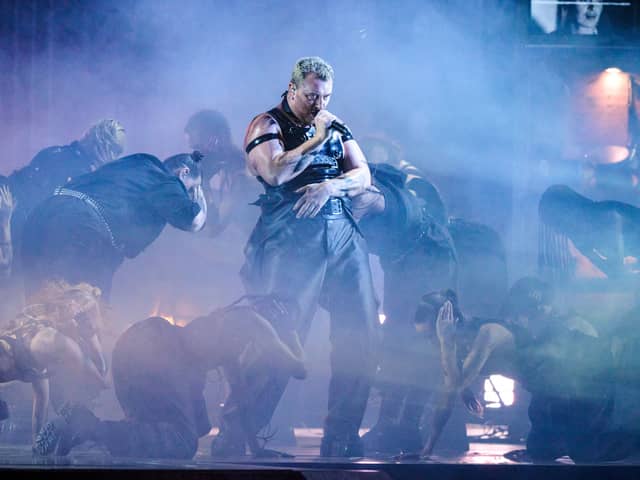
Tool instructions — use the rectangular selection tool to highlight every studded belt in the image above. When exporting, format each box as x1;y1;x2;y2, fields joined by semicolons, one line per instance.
53;187;123;251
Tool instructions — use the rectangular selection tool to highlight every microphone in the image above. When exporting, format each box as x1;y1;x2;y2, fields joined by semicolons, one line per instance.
330;120;349;136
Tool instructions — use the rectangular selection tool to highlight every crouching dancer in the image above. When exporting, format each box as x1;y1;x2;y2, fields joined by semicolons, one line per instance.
33;296;306;460
21;152;207;302
402;278;622;463
0;281;106;441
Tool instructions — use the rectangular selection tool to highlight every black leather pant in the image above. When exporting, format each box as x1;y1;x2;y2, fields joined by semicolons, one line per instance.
238;213;379;439
20;196;123;301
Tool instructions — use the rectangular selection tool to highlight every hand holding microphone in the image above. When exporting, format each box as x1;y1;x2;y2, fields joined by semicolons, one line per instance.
312;110;337;140
312;110;351;142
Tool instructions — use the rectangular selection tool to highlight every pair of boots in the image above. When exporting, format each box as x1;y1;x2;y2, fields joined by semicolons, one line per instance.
362;390;470;456
362;389;425;455
211;412;365;458
319;431;364;457
211;428;365;458
361;421;423;455
210;412;295;458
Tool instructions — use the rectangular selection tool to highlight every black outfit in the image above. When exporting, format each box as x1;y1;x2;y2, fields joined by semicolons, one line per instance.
0;319;53;425
539;184;640;280
230;99;379;455
20;154;201;300
514;320;624;462
358;163;459;454
94;317;210;459
447;218;508;317
0;319;49;384
9;141;101;253
609;307;640;457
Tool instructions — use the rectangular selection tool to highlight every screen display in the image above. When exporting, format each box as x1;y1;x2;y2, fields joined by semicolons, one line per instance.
529;1;639;44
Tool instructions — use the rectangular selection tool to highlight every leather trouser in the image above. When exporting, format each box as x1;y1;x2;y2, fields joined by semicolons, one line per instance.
235;213;380;440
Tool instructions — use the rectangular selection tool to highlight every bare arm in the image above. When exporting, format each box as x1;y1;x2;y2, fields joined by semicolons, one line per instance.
188;184;207;232
0;186;15;277
245;114;327;186
207;308;307;380
31;378;49;441
436;301;460;387
351;185;386;221
421;389;456;457
324;140;371;197
206;170;252;237
565;316;599;338
206;171;233;237
293;138;373;218
30;328;108;388
417;302;459;457
458;324;514;390
423;319;513;457
246;315;307;380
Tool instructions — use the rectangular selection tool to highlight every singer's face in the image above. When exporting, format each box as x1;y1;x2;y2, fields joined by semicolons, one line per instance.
575;2;603;30
290;73;333;125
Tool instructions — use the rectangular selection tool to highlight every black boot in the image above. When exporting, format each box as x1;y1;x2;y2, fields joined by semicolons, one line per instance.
210;414;246;457
362;388;405;454
320;432;364;458
33;403;99;456
0;399;9;421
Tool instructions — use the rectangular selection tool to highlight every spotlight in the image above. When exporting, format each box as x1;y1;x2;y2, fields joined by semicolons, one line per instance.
483;375;515;408
378;313;386;325
605;67;622;74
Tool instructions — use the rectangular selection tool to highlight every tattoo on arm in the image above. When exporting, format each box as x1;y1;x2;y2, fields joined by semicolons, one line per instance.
327;168;369;197
337;177;357;194
293;155;309;173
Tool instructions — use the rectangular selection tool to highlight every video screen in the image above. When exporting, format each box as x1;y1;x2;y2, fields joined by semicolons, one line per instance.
529;1;640;44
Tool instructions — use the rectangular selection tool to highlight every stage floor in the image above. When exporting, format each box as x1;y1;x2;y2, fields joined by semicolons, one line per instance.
1;429;640;480
0;427;636;466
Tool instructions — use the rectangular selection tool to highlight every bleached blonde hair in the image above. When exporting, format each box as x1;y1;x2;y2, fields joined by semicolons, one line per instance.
20;280;103;336
79;119;125;165
290;57;334;87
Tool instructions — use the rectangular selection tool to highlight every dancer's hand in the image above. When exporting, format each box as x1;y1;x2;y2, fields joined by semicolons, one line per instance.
293;182;333;218
0;186;15;219
462;388;484;418
436;300;456;345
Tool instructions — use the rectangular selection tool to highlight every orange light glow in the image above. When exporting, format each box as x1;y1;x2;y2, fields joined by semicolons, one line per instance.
596;145;630;165
149;301;187;327
601;68;628;91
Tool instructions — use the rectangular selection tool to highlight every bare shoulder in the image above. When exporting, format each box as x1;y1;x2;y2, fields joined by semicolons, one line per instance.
31;326;59;346
478;323;514;344
244;112;280;147
565;315;599;338
29;326;68;359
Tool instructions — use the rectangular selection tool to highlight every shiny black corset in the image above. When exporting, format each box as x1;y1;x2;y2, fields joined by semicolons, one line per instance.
267;103;345;192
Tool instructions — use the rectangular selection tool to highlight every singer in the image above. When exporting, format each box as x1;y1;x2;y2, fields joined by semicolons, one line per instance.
210;56;379;458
